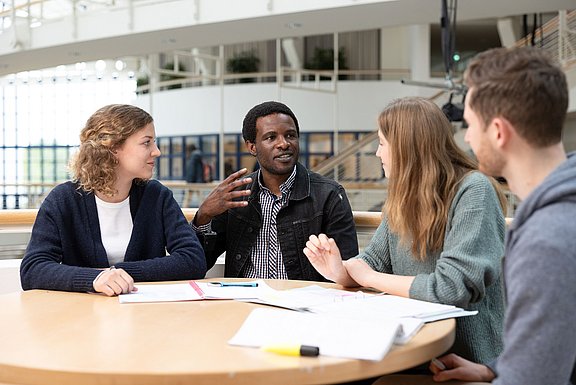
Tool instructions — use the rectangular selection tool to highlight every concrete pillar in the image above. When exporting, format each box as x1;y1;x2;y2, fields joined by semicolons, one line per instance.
409;24;431;81
380;25;411;74
497;18;519;48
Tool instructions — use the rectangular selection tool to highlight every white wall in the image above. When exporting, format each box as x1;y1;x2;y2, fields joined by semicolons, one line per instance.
135;73;576;153
134;80;441;137
0;259;22;294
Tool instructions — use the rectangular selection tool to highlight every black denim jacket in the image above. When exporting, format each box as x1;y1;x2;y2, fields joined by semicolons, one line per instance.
196;163;359;281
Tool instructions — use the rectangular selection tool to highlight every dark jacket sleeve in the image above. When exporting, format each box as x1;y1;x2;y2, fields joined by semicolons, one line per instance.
323;185;358;259
193;211;228;270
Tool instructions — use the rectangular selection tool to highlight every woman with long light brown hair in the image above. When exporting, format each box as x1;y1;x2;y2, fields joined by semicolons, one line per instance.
304;97;506;365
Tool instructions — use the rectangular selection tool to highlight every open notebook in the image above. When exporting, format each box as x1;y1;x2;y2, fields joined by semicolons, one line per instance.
118;281;262;303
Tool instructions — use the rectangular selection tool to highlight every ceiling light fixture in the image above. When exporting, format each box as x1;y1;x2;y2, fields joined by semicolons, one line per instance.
285;22;302;29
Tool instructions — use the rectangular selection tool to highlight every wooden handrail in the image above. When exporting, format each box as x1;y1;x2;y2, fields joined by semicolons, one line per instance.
0;209;38;226
0;208;512;229
182;208;198;222
0;208;383;229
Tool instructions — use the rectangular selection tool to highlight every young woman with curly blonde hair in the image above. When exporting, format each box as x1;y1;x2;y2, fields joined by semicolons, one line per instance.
21;104;206;295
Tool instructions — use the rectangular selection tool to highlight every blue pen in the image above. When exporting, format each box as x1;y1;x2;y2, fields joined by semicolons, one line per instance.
208;281;258;287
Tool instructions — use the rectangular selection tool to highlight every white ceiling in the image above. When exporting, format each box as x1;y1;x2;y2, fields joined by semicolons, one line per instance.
0;0;574;76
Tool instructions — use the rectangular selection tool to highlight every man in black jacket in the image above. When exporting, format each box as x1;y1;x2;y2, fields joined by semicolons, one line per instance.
191;101;358;280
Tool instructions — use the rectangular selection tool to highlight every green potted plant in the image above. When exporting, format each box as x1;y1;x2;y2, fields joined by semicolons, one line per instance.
305;47;348;80
226;50;260;83
136;75;149;94
160;62;187;90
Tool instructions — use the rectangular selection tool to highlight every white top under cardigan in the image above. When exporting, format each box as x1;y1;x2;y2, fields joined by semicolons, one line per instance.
95;195;133;266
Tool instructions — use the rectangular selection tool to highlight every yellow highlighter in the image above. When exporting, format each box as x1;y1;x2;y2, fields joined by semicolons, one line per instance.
261;344;320;357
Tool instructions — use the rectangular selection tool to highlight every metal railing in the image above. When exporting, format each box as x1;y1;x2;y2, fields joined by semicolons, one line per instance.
516;10;576;68
137;66;412;95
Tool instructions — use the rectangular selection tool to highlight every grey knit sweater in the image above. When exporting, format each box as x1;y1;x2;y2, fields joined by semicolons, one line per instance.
356;172;505;364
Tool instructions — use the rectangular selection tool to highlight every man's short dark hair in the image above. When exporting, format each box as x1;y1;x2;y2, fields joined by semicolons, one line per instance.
242;101;300;143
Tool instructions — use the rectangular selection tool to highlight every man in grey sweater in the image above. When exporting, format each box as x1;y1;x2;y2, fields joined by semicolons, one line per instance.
430;48;576;384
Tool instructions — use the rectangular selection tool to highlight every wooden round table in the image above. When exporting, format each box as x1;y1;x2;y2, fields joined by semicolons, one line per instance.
0;279;455;385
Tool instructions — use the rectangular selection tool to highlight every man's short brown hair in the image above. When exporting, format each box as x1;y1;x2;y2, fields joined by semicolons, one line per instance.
464;47;568;147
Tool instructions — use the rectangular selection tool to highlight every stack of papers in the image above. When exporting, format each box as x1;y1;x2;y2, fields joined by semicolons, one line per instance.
228;285;476;360
228;307;402;361
244;284;477;323
118;280;476;360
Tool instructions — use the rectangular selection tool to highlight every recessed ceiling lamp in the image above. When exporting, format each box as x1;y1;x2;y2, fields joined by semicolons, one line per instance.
115;60;125;71
95;60;107;72
285;22;302;29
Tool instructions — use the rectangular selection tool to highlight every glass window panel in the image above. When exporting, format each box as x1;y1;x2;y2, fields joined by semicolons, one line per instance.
159;157;169;179
56;147;70;176
0;149;4;181
308;133;331;152
159;139;170;156
224;134;239;153
3;109;16;147
203;155;215;182
29;154;40;183
360;153;384;181
339;157;357;181
309;155;328;169
241;155;258;172
1;68;136;204
185;137;200;157
224;156;236;177
201;135;217;153
41;148;55;181
172;157;183;177
337;133;355;151
172;140;183;156
3;148;17;182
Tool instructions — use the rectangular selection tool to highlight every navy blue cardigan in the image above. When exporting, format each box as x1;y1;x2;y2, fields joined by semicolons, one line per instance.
20;180;206;292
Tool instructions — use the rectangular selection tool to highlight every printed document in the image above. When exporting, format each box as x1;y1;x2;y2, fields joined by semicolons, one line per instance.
229;307;401;361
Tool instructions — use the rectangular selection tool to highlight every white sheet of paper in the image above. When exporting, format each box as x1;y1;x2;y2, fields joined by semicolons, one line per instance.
245;284;377;311
118;283;203;303
395;318;424;345
418;309;478;323
229;307;401;361
196;280;267;299
118;280;268;303
309;293;458;320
